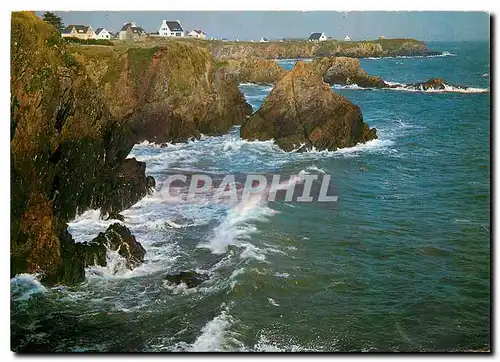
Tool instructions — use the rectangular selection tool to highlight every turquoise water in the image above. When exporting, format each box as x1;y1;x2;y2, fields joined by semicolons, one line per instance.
11;41;490;352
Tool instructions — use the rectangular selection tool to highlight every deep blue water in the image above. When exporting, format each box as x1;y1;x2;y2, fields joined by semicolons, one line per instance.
11;41;490;352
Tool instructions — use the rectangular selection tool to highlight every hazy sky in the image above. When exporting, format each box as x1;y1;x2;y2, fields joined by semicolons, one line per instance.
45;11;490;41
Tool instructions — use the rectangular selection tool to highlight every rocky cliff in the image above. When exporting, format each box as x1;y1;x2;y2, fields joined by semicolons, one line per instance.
10;12;252;285
240;58;377;151
206;38;439;60
70;42;252;143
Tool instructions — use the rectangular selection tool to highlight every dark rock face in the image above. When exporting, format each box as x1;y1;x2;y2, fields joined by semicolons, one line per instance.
10;12;152;284
99;158;155;218
164;271;209;288
240;58;377;151
81;223;146;270
322;57;387;88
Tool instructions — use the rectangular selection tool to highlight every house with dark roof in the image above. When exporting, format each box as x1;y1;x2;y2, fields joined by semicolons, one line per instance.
260;37;269;42
119;22;147;41
159;20;185;37
61;25;96;40
94;27;112;40
188;29;207;39
308;32;327;42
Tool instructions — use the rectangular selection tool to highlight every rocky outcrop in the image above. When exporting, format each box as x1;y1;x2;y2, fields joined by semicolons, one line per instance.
240;58;377;151
206;38;440;60
217;57;287;84
322;57;387;88
80;223;146;270
70;42;252;143
11;12;252;285
10;12;151;284
397;77;462;91
164;271;209;288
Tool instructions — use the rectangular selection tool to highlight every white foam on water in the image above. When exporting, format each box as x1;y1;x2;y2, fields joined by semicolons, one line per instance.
365;52;456;60
11;273;47;301
267;297;280;307
198;193;278;260
332;81;489;93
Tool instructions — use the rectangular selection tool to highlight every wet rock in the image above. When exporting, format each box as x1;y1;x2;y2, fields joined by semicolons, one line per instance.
404;78;455;91
164;271;209;288
81;223;146;270
99;158;155;218
241;58;377;151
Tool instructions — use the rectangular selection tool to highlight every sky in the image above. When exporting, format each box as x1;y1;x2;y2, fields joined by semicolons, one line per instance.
45;11;490;41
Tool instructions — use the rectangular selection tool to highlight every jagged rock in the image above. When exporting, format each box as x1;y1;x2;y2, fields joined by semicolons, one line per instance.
240;58;377;151
218;57;287;84
99;158;155;218
404;77;458;91
322;57;387;88
164;271;209;288
81;223;146;270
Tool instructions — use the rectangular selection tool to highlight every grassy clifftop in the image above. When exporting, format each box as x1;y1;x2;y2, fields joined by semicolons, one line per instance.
115;36;437;60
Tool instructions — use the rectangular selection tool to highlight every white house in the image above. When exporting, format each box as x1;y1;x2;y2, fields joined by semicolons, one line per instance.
308;32;327;42
260;37;269;42
159;20;185;37
188;29;207;39
344;35;351;41
94;27;112;40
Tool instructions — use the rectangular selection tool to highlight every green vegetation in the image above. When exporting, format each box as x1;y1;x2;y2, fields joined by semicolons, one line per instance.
128;47;159;88
64;37;114;46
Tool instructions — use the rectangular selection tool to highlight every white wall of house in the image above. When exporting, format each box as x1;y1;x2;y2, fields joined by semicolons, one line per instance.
188;30;206;39
159;20;185;37
95;29;111;39
319;33;327;41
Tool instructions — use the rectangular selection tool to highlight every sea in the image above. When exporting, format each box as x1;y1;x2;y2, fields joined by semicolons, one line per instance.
11;41;490;352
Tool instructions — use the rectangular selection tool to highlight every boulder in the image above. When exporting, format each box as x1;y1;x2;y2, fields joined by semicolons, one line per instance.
322;57;387;88
240;58;377;151
80;223;146;270
164;271;209;288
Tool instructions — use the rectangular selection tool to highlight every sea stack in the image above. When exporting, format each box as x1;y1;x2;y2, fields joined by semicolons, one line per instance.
240;58;378;151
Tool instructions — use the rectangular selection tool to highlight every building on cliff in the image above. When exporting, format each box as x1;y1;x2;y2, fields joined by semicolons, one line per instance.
61;25;96;40
159;20;185;37
188;29;207;39
119;22;147;41
308;32;327;42
94;27;111;40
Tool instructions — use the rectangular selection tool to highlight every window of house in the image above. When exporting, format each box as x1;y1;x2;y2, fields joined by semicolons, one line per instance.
176;32;181;36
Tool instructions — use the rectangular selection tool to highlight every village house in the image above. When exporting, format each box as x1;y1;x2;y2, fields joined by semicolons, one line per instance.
344;35;351;41
188;29;207;39
61;25;96;40
119;22;147;41
94;27;112;40
260;37;269;42
308;32;327;42
158;20;185;37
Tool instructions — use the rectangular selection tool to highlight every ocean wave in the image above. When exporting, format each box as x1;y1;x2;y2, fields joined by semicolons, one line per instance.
332;81;489;94
11;273;47;301
365;51;456;60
